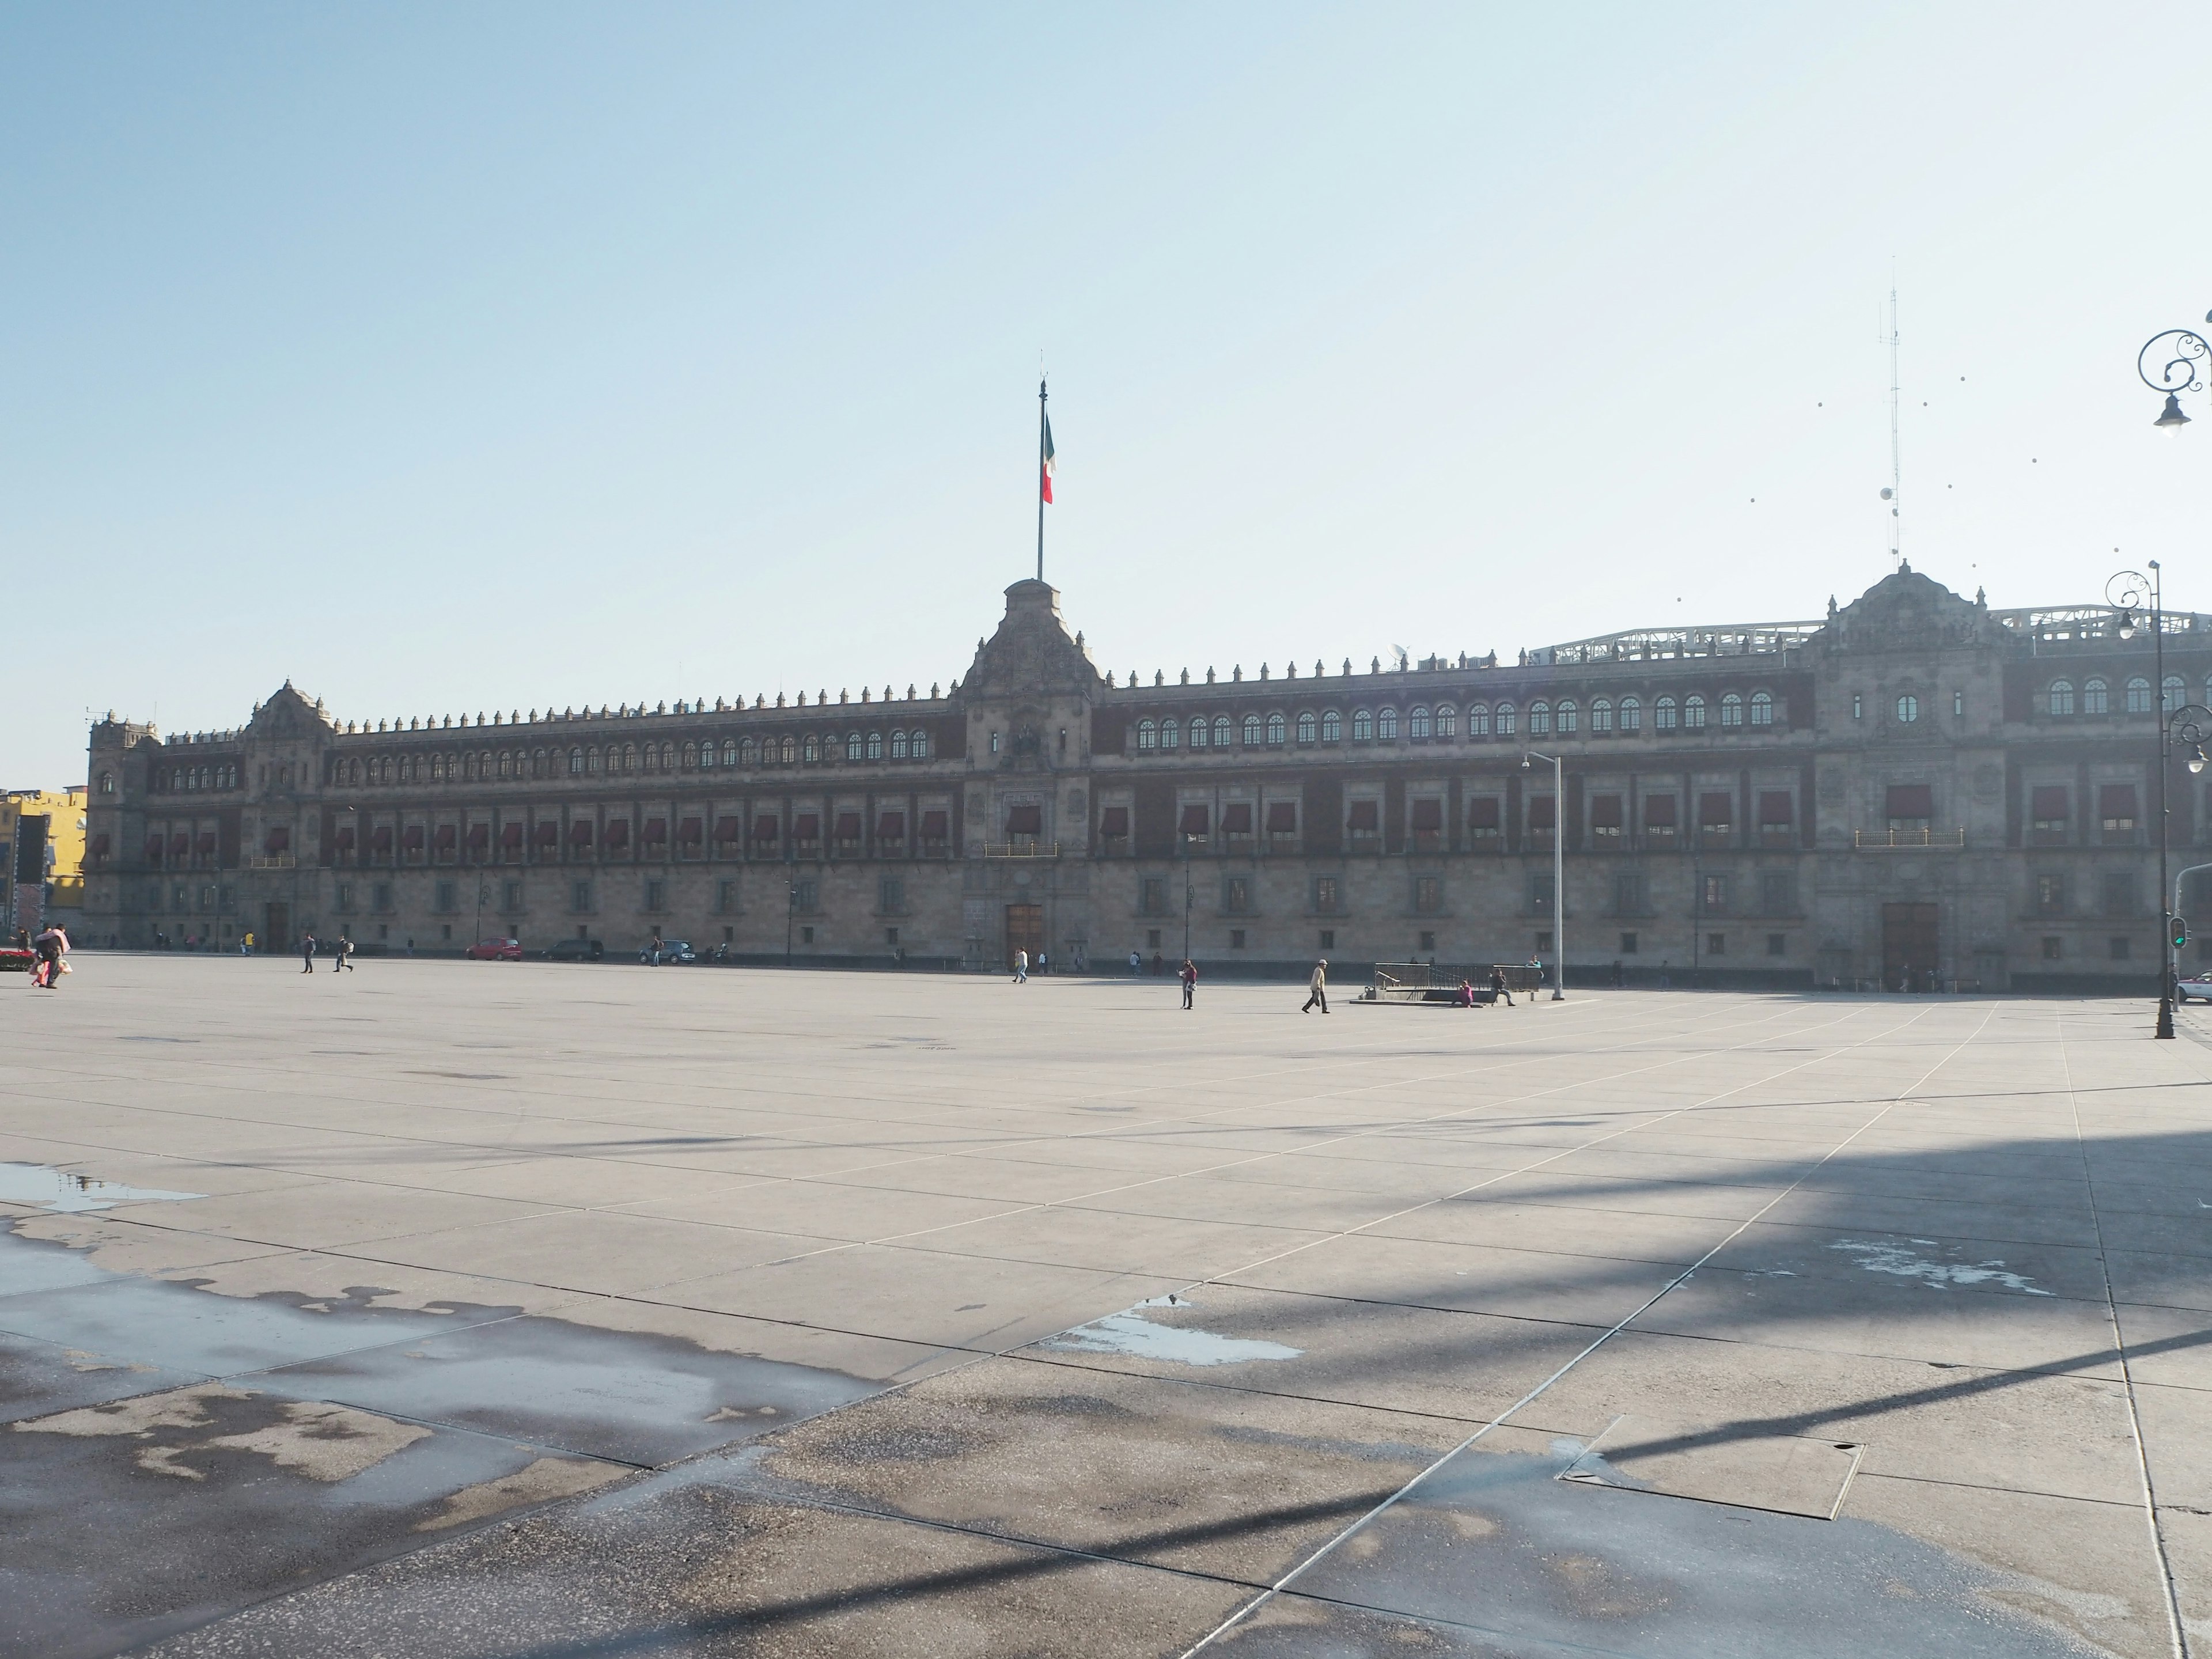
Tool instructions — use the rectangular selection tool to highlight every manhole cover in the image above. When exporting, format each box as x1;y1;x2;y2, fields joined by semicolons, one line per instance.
1559;1415;1862;1520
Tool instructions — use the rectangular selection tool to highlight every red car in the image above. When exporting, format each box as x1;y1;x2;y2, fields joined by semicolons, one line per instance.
464;937;524;961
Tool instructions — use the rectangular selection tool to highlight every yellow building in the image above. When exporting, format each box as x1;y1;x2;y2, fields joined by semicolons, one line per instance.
3;786;88;932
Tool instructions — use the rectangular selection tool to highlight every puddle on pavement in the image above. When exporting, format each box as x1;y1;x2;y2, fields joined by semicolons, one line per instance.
1044;1293;1303;1366
1828;1238;2053;1295
0;1162;204;1214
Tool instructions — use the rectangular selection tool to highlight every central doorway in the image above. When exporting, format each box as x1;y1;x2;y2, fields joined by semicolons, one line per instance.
1881;902;1938;990
1005;903;1043;971
264;902;290;953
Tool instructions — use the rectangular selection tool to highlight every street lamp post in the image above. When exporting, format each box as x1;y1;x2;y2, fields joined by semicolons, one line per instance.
785;879;796;967
1181;831;1197;964
2139;315;2211;430
1522;752;1566;1000
2162;703;2212;1025
2112;567;2177;1037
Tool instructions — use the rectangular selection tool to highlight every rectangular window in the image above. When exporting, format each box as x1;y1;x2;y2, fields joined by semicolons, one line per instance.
644;879;665;911
1699;791;1733;840
2031;786;2070;843
434;880;457;912
2042;935;2063;960
881;876;905;912
335;883;353;911
1759;871;1795;914
571;880;592;911
1224;876;1251;914
794;878;819;911
885;926;899;945
374;882;392;911
1142;877;1168;915
1414;876;1441;914
1619;931;1637;954
1531;876;1552;912
1418;930;1435;953
2036;875;2065;914
1467;798;1502;840
1347;800;1380;835
717;880;738;911
1885;783;1934;828
801;925;815;944
2100;784;2139;839
1702;874;1726;913
1757;791;1794;843
1319;929;1335;950
1535;932;1552;952
1852;694;1863;720
1707;932;1726;955
1766;933;1786;957
1313;876;1339;913
1613;869;1647;914
502;880;523;911
1953;690;1964;717
1590;794;1624;843
1146;928;1162;949
1642;794;1677;842
1230;929;1247;949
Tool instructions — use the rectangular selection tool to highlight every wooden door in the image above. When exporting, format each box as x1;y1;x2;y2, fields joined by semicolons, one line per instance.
1005;904;1043;970
1881;902;1938;990
264;902;290;952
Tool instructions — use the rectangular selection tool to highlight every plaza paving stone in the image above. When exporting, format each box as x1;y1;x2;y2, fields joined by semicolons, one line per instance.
2;956;2210;1655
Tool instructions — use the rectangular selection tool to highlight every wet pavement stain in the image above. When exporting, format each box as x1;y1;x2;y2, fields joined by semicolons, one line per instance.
1044;1294;1304;1367
0;1162;205;1213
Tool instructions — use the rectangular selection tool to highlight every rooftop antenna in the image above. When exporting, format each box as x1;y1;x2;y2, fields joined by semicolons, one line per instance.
1881;279;1902;567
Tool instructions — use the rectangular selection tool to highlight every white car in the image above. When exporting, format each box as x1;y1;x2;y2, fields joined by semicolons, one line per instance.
2177;975;2212;1004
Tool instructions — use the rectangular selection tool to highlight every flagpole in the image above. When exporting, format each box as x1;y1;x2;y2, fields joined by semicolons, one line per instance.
1036;377;1047;584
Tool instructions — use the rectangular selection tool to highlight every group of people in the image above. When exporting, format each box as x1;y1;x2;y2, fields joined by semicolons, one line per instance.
20;923;70;989
297;932;356;974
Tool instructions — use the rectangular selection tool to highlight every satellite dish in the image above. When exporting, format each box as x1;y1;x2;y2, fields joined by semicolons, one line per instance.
1880;487;1893;500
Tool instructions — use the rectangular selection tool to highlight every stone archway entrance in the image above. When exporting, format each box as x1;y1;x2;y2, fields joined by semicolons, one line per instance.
1005;904;1043;971
1881;902;1938;990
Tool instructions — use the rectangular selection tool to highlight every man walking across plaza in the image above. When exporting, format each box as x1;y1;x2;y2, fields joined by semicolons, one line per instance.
1180;957;1197;1010
1013;947;1028;984
300;931;316;973
1490;964;1514;1007
1302;957;1328;1014
1129;949;1142;976
335;931;355;973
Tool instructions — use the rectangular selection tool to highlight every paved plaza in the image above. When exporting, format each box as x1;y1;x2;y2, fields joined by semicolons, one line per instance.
5;959;2212;1657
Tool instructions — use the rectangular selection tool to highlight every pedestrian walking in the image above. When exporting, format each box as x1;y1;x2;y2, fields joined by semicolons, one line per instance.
335;932;355;972
1013;948;1028;984
1302;958;1329;1014
300;931;316;974
1128;949;1142;976
1037;948;1049;976
1179;958;1197;1009
1490;964;1514;1007
649;929;664;967
241;931;254;957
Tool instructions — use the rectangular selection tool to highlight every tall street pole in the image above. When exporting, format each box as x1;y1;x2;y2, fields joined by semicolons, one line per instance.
1036;377;1048;584
1525;751;1565;1000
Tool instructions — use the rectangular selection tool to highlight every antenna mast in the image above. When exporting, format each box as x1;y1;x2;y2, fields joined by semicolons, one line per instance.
1884;283;1902;566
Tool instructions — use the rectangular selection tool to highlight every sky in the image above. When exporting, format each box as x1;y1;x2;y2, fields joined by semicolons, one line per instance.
7;3;2212;783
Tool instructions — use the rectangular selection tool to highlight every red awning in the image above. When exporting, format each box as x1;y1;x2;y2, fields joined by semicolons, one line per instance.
169;831;190;854
715;816;741;842
604;820;630;848
1099;806;1129;836
266;827;291;853
570;821;594;845
145;834;164;861
680;817;704;843
501;823;524;848
2031;786;2070;820
1758;791;1793;825
1528;797;1556;830
1408;800;1442;832
402;825;424;850
196;832;215;854
534;822;558;846
753;814;779;841
1699;792;1733;827
91;833;111;857
2100;784;2138;819
1178;805;1210;836
372;826;395;851
1643;794;1677;826
1347;800;1379;832
1589;794;1623;828
834;812;861;840
1468;798;1501;830
1886;784;1934;819
1221;803;1253;835
1265;802;1297;834
877;811;906;838
466;823;489;848
643;818;667;842
792;814;819;840
434;825;457;850
1007;804;1044;836
920;810;949;839
335;827;356;850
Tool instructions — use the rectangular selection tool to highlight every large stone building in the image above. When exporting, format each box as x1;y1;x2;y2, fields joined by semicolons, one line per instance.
79;566;2211;987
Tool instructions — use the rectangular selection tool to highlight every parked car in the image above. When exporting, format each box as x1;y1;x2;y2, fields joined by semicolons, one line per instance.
544;938;605;963
463;937;524;961
2177;974;2212;1003
641;938;697;964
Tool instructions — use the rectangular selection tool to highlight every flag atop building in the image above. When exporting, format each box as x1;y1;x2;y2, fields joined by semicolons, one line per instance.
1040;412;1056;505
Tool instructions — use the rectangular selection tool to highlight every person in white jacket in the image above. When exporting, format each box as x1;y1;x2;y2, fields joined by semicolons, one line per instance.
1302;959;1328;1014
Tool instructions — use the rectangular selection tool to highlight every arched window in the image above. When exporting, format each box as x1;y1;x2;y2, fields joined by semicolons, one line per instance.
1296;711;1316;744
1529;701;1552;736
663;743;676;769
1719;692;1743;728
1321;709;1342;743
1749;690;1774;727
891;729;911;759
1409;706;1431;740
781;736;797;763
567;748;584;775
1243;714;1263;746
1591;699;1613;734
2083;677;2108;715
683;742;699;768
1351;709;1374;741
802;734;819;763
1495;702;1517;736
1434;704;1457;738
1267;711;1286;745
1655;696;1678;732
642;744;658;771
1213;715;1233;747
1189;717;1209;749
1557;700;1578;734
1468;703;1491;737
97;771;113;795
2164;676;2186;715
2127;676;2153;714
2049;679;2075;716
1137;719;1157;751
1896;694;1920;724
1160;716;1180;749
585;748;601;774
1613;695;1638;732
1684;695;1707;730
738;737;757;764
868;730;884;761
911;730;929;759
846;732;863;762
1377;707;1398;741
699;741;715;769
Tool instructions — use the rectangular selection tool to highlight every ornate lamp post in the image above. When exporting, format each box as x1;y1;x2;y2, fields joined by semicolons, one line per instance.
1522;751;1566;999
2111;567;2175;1036
2139;316;2211;429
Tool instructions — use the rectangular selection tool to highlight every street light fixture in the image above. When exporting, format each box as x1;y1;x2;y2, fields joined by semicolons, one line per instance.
2139;314;2211;430
1522;752;1566;1001
2112;565;2179;1038
1181;831;1198;964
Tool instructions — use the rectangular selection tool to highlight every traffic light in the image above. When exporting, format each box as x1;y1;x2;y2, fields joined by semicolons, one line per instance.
2173;915;2190;952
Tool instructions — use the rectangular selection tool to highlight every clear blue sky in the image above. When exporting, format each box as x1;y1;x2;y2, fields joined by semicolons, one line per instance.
7;4;2211;782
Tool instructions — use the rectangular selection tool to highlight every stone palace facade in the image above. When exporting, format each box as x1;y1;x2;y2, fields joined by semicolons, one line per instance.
79;567;2212;988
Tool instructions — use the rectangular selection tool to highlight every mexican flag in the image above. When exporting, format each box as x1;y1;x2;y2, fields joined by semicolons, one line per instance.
1040;414;1056;504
